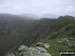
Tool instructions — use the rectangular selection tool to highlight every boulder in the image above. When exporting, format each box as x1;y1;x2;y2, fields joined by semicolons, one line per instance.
18;45;26;51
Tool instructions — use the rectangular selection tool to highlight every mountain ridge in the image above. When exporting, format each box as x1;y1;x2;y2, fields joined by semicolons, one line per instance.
0;13;75;56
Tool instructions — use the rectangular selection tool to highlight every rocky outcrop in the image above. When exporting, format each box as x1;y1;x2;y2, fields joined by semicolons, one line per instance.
7;44;51;56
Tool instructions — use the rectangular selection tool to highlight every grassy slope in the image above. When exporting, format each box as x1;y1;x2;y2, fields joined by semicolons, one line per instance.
39;16;75;56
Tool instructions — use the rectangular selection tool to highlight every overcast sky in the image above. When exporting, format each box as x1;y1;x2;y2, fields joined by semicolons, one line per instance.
0;0;75;16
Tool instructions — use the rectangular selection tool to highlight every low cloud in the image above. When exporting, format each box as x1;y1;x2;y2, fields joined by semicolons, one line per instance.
0;0;75;16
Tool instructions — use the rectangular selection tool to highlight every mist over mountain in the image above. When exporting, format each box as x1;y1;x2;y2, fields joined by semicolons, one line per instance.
0;13;75;56
21;14;40;19
42;14;59;18
21;13;60;19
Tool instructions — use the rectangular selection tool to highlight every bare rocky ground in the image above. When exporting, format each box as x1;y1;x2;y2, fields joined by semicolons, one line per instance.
7;44;51;56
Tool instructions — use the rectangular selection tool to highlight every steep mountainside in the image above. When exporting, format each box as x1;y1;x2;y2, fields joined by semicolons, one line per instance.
0;14;37;56
0;14;56;56
0;14;75;56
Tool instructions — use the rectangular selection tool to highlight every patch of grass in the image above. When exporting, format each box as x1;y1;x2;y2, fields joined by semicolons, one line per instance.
46;39;73;56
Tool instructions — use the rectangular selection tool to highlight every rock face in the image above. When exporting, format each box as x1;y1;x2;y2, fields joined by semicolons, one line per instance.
7;45;51;56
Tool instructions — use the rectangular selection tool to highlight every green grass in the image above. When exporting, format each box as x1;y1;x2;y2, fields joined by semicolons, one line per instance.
46;39;74;56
